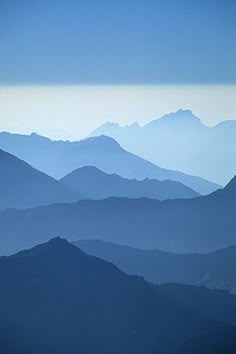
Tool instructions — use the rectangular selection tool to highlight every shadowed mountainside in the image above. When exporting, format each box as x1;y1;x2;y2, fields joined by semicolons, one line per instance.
1;237;236;354
0;176;235;255
60;166;199;200
0;148;80;210
75;239;236;294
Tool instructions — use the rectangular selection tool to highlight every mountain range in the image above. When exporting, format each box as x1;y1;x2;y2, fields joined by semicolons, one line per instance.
60;166;199;200
1;237;236;354
0;148;78;210
90;109;236;185
0;131;220;195
75;239;236;294
0;148;199;210
0;175;235;255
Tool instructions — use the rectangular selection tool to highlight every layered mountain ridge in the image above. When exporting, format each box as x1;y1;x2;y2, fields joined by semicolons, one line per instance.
91;109;236;184
60;166;199;200
75;239;236;294
0;131;220;195
1;237;236;354
0;148;79;210
0;175;234;255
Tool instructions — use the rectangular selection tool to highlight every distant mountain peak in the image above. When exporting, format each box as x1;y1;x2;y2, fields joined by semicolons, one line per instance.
168;109;195;117
80;135;121;148
29;132;52;142
145;109;203;128
74;165;102;173
99;122;121;129
126;122;140;128
177;109;192;114
90;122;121;136
47;236;66;245
91;121;140;137
12;237;81;259
71;135;127;157
36;236;70;251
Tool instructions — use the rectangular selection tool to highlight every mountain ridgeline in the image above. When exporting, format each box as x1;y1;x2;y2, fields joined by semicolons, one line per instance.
0;131;219;195
91;109;236;185
0;148;199;212
0;175;235;255
0;112;235;354
1;238;236;354
60;166;199;200
0;148;79;210
75;239;236;294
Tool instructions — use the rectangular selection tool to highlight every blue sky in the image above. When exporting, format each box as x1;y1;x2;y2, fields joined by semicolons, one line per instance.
1;1;235;139
0;0;235;84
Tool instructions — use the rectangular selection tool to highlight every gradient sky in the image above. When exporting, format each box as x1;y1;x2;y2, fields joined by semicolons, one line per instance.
0;0;236;84
0;1;235;139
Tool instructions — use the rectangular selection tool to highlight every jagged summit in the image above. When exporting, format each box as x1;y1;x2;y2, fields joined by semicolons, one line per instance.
0;128;220;193
88;110;235;185
2;237;236;354
8;237;85;259
128;122;140;128
91;121;140;135
96;121;121;129
145;109;203;128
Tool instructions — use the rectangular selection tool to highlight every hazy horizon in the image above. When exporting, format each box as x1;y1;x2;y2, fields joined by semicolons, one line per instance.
0;84;236;140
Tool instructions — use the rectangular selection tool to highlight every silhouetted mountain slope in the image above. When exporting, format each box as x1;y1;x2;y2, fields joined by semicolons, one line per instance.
0;148;80;210
1;237;236;354
60;166;199;200
0;131;219;195
75;239;236;294
0;176;235;255
91;109;236;185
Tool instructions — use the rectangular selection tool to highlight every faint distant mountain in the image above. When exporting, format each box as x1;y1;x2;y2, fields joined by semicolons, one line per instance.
75;239;236;294
0;175;235;255
1;237;236;354
90;109;236;185
0;148;79;210
60;166;199;200
0;132;220;195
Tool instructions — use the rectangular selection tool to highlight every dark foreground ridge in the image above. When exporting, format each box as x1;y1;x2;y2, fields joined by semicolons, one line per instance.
1;237;236;354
